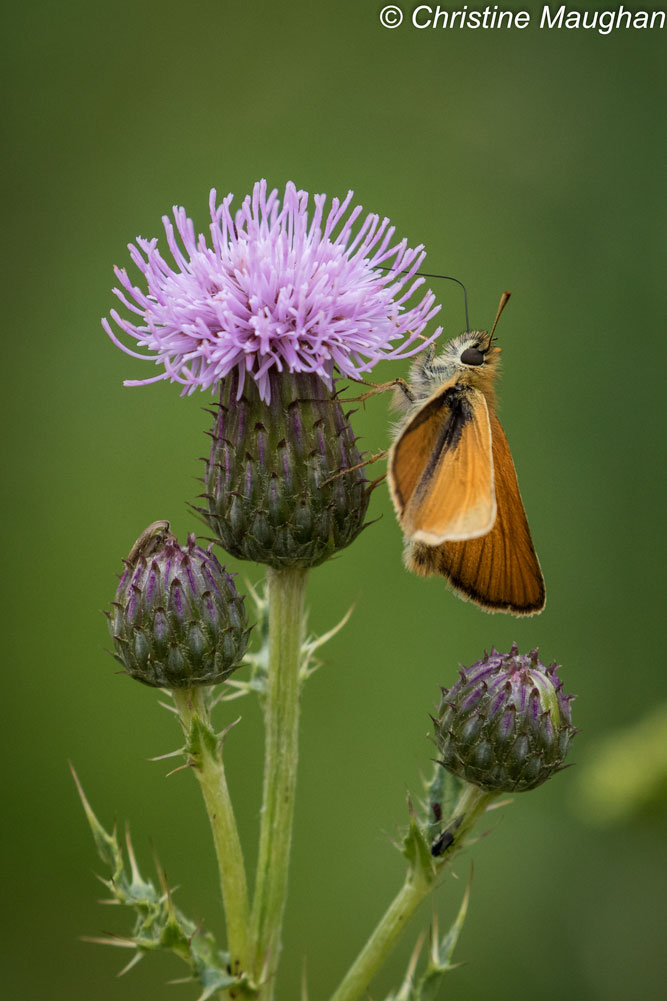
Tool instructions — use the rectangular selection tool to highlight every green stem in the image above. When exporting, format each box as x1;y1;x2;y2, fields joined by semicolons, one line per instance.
330;868;430;1001
172;687;251;979
328;784;495;1001
251;566;308;995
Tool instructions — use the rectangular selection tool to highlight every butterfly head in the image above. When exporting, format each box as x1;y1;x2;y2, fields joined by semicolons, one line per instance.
409;329;500;402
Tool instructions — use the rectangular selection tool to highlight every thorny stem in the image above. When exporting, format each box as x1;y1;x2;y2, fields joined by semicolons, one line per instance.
251;566;308;998
171;687;251;981
327;783;495;1001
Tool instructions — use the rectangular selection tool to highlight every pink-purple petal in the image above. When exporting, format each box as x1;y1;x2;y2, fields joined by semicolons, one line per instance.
103;179;442;401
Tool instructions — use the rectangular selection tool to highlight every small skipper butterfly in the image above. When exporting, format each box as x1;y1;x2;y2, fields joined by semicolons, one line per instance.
388;292;545;616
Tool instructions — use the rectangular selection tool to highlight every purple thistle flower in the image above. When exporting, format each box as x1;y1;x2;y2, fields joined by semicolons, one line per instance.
102;180;442;401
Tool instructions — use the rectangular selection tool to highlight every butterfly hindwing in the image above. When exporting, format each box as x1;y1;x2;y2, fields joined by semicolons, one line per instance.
406;412;545;615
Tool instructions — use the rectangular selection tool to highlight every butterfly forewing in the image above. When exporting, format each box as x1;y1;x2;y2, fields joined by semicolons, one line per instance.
390;386;496;545
407;413;545;615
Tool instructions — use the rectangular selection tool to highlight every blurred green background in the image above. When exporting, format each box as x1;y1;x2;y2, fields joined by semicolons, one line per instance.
4;1;667;999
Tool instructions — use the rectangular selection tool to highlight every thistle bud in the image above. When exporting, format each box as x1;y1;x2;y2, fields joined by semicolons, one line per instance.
108;523;250;688
198;369;370;569
433;644;575;792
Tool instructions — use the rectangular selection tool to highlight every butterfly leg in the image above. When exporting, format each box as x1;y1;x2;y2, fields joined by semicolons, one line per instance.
342;378;414;406
298;379;414;408
320;449;389;487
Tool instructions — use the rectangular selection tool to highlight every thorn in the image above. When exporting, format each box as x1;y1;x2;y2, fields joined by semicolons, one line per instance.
125;823;141;883
218;686;251;703
218;716;242;746
186;917;204;948
364;472;388;494
69;761;87;806
117;952;143;977
148;747;184;761
428;909;440;960
165;762;194;777
486;797;513;811
396;929;426;998
303;604;355;656
93;872;114;887
81;934;137;949
152;848;171;899
244;577;264;607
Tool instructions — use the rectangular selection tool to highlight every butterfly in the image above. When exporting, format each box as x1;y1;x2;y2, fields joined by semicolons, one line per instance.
387;293;545;616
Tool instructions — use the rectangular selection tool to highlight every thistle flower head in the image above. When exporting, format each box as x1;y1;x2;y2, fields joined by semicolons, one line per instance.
433;644;576;792
108;523;250;688
103;180;442;401
200;369;370;568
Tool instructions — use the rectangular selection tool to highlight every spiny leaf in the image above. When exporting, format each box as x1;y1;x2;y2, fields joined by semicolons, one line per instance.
70;763;123;882
300;604;355;679
386;931;426;1001
401;797;436;881
414;869;472;1001
74;764;247;997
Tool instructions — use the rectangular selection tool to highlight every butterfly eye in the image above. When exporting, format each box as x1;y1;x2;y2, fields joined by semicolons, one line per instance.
460;347;485;366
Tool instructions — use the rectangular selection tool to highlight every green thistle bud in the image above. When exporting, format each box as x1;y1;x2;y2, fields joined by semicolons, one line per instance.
108;522;250;688
197;369;370;569
433;644;576;792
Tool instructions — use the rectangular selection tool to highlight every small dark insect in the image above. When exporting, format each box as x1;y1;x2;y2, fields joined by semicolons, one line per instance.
430;828;455;857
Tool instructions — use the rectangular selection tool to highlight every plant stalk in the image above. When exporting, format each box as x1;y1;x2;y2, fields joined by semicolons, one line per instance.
251;566;308;996
328;783;495;1001
172;687;251;979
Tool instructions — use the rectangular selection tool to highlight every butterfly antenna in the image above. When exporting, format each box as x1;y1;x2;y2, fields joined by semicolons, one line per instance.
378;267;470;332
489;291;511;341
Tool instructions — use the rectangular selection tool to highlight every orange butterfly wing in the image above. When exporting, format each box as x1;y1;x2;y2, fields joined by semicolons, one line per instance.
389;386;496;544
407;413;545;615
